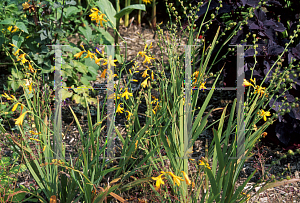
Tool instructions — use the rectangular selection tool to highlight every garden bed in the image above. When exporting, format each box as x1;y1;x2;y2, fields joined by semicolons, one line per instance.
1;24;300;202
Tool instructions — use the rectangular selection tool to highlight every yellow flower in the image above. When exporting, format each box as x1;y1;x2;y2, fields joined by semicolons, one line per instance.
181;171;192;185
21;57;28;64
153;102;159;114
30;138;41;142
168;172;184;186
151;174;165;191
141;78;149;88
18;53;28;64
199;160;211;170
142;55;155;64
20;104;24;114
141;69;149;78
143;43;148;51
89;8;99;19
9;26;18;33
200;82;206;92
151;98;158;104
107;55;117;67
254;85;267;98
199;160;206;166
121;88;133;100
138;51;146;57
261;132;267;138
28;63;35;73
14;111;30;126
12;103;21;112
94;55;102;65
29;130;41;135
135;140;138;150
258;109;271;121
102;56;117;66
84;50;95;59
241;192;251;202
22;2;30;10
192;71;199;79
97;13;108;27
28;83;32;92
43;146;46;152
116;103;124;114
125;110;133;121
2;93;14;100
24;79;33;93
96;48;102;55
89;8;107;27
100;69;107;78
242;79;254;87
131;79;138;82
142;0;152;5
9;43;16;47
74;51;86;59
151;71;154;80
13;49;20;56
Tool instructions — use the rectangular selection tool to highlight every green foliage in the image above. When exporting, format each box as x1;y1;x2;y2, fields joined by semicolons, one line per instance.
114;4;145;20
1;0;298;202
0;152;28;202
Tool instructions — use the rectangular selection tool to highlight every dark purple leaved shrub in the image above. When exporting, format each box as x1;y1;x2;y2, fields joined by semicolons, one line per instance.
183;0;300;147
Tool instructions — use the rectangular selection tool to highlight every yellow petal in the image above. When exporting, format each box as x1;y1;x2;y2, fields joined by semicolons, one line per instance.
141;78;149;88
9;43;16;47
14;111;29;126
181;171;192;185
30;138;41;142
74;51;86;59
12;103;20;112
100;69;107;78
